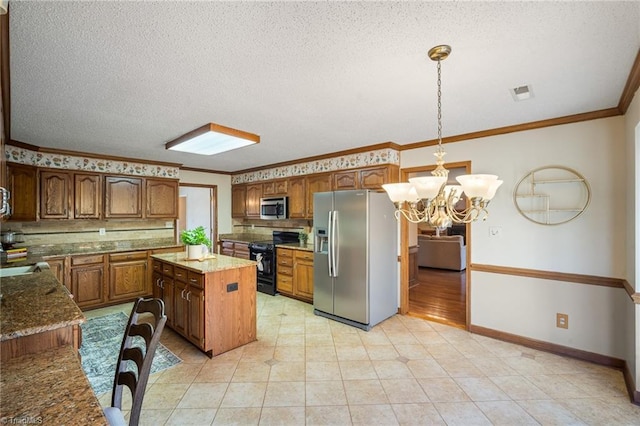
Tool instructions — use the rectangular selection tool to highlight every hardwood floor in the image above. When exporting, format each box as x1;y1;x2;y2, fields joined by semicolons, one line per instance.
409;267;466;329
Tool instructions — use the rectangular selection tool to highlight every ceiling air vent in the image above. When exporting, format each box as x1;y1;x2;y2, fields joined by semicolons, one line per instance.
511;85;533;101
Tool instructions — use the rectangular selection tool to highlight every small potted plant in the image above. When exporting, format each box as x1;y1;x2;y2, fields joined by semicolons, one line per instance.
180;226;212;259
298;231;309;246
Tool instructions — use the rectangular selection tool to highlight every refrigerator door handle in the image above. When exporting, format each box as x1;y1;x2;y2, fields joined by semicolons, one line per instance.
327;211;334;277
331;210;339;277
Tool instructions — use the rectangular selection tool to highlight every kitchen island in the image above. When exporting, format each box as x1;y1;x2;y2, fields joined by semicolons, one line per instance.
151;252;257;357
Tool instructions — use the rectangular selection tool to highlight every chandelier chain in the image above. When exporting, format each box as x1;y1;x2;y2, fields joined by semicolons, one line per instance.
437;58;442;149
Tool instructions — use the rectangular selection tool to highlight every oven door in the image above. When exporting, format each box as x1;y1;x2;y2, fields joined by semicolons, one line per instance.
250;248;273;279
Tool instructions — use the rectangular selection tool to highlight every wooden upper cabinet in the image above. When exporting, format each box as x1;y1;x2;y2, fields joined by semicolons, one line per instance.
288;177;306;219
360;165;398;189
245;183;262;218
104;176;143;218
305;173;332;218
146;179;178;218
74;173;101;219
263;179;288;196
231;185;246;218
333;171;359;190
6;163;37;221
40;170;71;219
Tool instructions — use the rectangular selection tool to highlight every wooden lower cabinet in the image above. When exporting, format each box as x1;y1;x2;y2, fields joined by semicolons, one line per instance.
219;240;250;259
108;251;149;302
151;258;256;357
70;254;106;309
276;247;314;303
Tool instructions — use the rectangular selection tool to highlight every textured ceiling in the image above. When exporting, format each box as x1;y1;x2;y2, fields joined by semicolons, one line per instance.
9;1;640;173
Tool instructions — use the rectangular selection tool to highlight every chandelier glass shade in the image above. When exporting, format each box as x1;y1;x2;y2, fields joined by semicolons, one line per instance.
383;45;502;228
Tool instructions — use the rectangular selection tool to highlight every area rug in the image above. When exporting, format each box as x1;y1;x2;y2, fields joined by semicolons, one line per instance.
80;312;182;396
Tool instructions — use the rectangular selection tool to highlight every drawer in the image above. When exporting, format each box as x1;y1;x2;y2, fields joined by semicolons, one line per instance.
294;250;313;261
161;263;174;276
71;254;104;266
221;241;234;249
277;274;293;293
174;267;188;282
277;248;293;258
109;251;147;262
187;271;204;288
278;265;293;276
152;260;162;272
278;256;293;267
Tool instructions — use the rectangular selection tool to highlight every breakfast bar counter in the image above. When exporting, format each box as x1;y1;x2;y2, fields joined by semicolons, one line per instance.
1;345;107;425
0;268;85;360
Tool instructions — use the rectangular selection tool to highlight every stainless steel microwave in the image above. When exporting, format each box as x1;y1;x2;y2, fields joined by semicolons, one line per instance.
260;197;288;220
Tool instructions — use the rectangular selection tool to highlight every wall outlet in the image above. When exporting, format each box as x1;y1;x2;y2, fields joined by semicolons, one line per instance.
556;313;569;329
165;221;173;228
98;228;106;236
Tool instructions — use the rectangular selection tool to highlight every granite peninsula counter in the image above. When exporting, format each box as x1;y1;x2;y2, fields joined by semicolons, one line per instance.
150;252;257;356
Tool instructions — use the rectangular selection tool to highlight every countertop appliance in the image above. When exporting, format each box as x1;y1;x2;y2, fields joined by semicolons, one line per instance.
313;190;398;331
260;197;288;220
249;231;300;295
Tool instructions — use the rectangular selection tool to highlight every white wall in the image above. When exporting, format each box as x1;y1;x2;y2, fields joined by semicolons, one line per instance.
179;170;233;234
624;88;640;393
402;116;631;360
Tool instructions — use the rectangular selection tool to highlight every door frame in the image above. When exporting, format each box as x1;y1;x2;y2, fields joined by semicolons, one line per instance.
178;183;218;250
399;161;472;330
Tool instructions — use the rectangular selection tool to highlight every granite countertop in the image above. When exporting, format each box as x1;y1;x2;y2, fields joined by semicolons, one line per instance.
152;252;256;274
0;270;85;341
1;345;107;425
276;242;314;252
218;233;266;244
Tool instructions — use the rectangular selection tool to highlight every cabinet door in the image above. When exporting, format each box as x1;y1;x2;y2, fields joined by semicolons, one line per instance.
245;183;262;218
288;177;306;218
47;256;69;292
74;173;101;219
294;252;314;302
152;270;163;300
6;163;37;221
146;179;178;218
263;180;288;196
231;185;246;218
104;176;143;218
108;259;148;302
305;174;332;219
333;171;359;190
40;170;71;219
71;264;105;309
163;277;175;327
360;166;390;190
234;242;250;260
187;285;205;348
173;280;188;336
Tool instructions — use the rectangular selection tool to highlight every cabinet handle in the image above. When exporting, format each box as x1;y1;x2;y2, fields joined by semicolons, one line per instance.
181;289;186;299
155;278;161;287
189;278;197;283
160;279;164;289
186;291;191;302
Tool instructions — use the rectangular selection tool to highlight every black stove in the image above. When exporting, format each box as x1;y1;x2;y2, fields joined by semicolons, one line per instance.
249;231;299;295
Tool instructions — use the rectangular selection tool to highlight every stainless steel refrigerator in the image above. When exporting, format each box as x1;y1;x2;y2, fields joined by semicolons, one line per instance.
313;190;398;331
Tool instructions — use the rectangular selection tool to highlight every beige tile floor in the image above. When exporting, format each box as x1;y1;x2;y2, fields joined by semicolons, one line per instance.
88;293;640;425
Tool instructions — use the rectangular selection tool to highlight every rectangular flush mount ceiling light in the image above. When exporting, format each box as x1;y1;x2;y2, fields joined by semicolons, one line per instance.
165;122;260;156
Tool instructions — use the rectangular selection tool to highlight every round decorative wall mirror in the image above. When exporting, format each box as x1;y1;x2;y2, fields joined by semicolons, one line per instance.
513;165;591;225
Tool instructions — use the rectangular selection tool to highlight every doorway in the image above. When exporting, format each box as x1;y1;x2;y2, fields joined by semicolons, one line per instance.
400;161;471;329
178;184;217;250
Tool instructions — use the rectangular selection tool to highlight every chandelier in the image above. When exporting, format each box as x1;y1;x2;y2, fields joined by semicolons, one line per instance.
382;45;502;229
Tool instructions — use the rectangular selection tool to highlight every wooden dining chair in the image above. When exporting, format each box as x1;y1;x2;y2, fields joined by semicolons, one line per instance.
103;298;167;426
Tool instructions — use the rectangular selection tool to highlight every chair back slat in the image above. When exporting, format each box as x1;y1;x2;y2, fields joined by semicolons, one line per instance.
109;297;167;426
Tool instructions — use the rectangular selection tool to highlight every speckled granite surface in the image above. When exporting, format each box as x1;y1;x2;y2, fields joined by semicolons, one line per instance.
151;252;256;273
1;345;107;424
275;242;314;252
0;270;85;341
218;233;266;244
